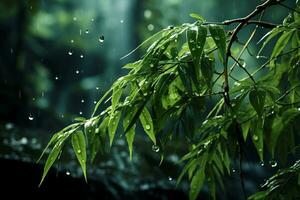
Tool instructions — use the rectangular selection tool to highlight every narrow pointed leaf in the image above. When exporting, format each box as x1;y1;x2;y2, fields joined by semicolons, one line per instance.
39;141;63;186
71;130;87;181
249;89;266;116
139;107;156;144
108;110;121;146
209;25;226;62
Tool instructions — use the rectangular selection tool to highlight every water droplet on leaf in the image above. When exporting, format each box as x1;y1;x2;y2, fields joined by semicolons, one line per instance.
253;135;258;141
145;124;151;130
152;145;160;152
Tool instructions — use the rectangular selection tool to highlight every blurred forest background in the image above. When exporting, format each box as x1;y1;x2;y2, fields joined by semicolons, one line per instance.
0;0;294;199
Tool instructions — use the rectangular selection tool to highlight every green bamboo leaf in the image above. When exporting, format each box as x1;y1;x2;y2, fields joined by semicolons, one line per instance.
108;110;121;146
187;25;207;66
39;141;63;186
201;55;214;87
139;107;156;144
251;118;264;161
189;13;205;22
249;89;266;116
257;26;284;56
189;168;205;200
270;30;294;67
241;120;251;141
111;86;123;112
123;109;136;160
208;25;226;62
71;130;87;181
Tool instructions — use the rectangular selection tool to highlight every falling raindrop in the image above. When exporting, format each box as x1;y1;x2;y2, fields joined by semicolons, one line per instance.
120;20;124;23
66;171;71;176
28;115;34;121
260;161;265;167
68;51;73;56
80;54;84;58
76;70;80;74
144;9;152;19
73;17;77;21
232;169;236;173
79;29;82;35
55;76;59;80
79;111;83;115
99;35;105;43
269;160;278;168
297;107;300;111
93;101;97;104
81;99;85;103
70;39;74;43
147;24;154;31
152;145;160;152
96;87;100;90
85;29;89;34
168;176;173;181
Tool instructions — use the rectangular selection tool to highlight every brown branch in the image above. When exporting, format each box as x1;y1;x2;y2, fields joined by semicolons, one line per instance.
223;0;285;107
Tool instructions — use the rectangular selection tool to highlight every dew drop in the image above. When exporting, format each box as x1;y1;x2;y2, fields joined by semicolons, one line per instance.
150;63;154;68
297;107;300;111
232;169;236;173
68;51;73;56
253;135;258;141
168;176;173;181
66;171;71;176
80;54;84;58
145;124;151;130
152;145;160;152
77;150;81;154
99;35;105;43
260;161;265;167
28;115;34;121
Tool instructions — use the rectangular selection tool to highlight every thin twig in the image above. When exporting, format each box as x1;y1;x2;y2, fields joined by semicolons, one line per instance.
230;55;256;84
